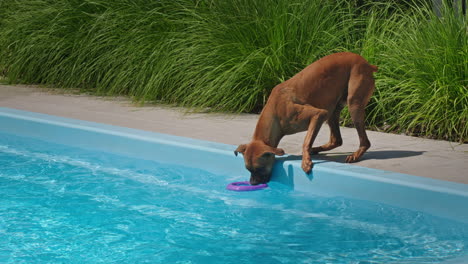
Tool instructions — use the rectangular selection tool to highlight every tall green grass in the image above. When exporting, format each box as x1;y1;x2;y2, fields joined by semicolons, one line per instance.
363;1;467;142
0;0;466;142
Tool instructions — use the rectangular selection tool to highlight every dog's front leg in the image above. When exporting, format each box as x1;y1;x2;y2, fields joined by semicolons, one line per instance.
297;105;328;173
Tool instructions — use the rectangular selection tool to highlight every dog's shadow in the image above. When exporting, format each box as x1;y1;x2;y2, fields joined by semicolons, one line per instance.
273;150;425;188
315;150;425;162
277;150;425;163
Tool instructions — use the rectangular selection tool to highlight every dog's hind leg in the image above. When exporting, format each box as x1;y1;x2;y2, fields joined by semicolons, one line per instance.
345;74;374;163
311;104;344;154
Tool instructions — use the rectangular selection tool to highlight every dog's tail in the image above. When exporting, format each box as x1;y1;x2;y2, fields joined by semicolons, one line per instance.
370;64;378;72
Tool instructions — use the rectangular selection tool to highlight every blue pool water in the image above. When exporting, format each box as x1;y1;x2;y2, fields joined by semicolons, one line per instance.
1;131;467;263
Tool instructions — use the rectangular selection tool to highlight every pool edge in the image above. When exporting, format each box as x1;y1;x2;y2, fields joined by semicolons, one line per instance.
1;107;468;225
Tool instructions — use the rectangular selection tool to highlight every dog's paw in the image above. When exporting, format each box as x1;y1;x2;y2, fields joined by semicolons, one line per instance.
301;159;313;173
345;154;358;163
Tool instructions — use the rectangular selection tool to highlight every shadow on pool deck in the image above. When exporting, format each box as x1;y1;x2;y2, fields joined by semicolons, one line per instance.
273;150;426;190
316;150;425;163
278;150;425;164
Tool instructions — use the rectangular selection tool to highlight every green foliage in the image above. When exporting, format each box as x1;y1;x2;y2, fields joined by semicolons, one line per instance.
0;0;466;142
362;1;468;142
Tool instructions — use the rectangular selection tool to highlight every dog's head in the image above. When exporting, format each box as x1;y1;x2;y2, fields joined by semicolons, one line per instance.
234;141;285;185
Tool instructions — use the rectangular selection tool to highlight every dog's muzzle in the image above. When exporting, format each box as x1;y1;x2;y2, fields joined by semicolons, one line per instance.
249;171;271;185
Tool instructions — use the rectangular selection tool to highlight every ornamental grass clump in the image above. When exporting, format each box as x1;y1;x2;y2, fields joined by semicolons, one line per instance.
367;1;467;142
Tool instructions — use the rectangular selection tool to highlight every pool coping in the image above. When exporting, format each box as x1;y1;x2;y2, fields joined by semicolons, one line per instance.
1;107;468;226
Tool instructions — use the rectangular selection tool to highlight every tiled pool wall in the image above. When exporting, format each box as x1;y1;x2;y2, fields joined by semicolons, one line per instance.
1;107;468;224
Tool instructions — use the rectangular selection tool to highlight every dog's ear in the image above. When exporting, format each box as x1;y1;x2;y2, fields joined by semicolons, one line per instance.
234;144;247;156
272;147;285;156
262;147;285;157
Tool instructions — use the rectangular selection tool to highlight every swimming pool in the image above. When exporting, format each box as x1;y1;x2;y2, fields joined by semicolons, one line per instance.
1;108;468;263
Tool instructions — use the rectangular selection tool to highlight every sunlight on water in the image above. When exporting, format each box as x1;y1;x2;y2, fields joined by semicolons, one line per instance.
0;132;467;263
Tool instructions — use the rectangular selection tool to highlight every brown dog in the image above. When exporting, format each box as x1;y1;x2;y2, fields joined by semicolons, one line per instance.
235;52;377;185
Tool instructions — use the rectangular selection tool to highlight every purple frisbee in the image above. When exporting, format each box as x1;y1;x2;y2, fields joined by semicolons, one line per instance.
226;181;268;192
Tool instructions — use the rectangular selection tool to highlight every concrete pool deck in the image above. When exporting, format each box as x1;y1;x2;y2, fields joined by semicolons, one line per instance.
1;84;467;184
